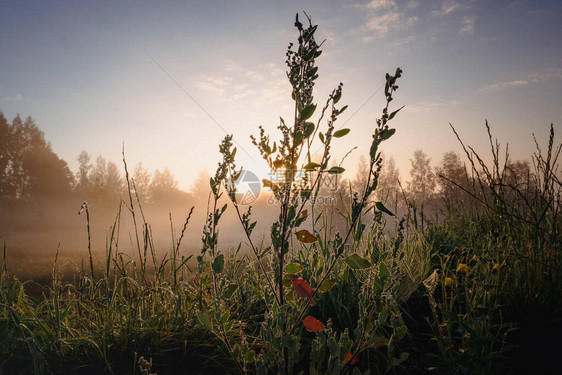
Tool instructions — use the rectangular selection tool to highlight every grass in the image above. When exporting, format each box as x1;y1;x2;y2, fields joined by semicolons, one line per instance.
1;13;561;375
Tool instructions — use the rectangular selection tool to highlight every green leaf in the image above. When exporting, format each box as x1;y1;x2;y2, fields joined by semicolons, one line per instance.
285;263;304;274
380;128;396;140
282;274;294;287
262;179;279;193
245;350;256;363
379;307;388;324
287;205;296;223
294;209;308;227
304;122;315;137
319;132;325;144
345;254;372;269
380;262;390;280
307;67;318;78
220;310;230;324
369;140;378;159
319;279;337;292
327;166;345;174
212;254;225;274
339;105;348;114
333;90;342;104
368;335;388;348
304;162;321;171
333;128;350;138
396;326;407;340
304;48;317;62
197;312;213;331
388;105;404;120
295;132;303;146
223;283;238;299
300;104;317;121
375;201;394;216
372;276;383;294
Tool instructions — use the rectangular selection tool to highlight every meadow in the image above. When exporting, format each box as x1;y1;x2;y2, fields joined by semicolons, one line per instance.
1;14;561;375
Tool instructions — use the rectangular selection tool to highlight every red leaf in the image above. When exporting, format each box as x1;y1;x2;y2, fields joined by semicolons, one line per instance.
345;351;358;365
303;316;325;332
291;278;315;305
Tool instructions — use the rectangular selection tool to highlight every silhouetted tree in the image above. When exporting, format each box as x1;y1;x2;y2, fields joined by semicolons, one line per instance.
89;156;108;201
191;169;211;203
133;162;151;204
22;139;74;199
105;161;123;197
407;150;436;206
87;156;123;204
435;151;470;209
377;155;402;213
0;112;12;200
352;155;369;194
150;168;189;207
75;151;92;195
0;113;73;201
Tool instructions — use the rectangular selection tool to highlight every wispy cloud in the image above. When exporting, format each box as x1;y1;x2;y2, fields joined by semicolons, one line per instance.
481;80;528;91
459;16;476;35
480;69;562;91
391;35;416;47
2;93;23;101
196;75;232;95
196;60;287;107
357;0;418;42
430;1;465;16
407;98;458;113
405;0;420;11
365;0;395;11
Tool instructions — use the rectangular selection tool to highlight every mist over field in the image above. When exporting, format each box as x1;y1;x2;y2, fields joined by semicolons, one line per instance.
1;2;561;374
0;109;544;287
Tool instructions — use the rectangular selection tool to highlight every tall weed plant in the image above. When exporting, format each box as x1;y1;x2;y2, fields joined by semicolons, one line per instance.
195;13;420;374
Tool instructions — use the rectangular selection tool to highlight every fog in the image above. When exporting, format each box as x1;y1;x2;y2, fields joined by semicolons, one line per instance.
0;185;281;282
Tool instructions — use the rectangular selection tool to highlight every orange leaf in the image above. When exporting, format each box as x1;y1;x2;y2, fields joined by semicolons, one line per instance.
291;278;315;305
295;229;317;243
345;351;358;365
303;315;325;332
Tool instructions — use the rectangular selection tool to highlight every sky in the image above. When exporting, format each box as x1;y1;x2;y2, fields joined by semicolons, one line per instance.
1;0;561;191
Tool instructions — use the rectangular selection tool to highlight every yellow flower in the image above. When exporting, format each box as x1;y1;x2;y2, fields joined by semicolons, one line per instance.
444;277;453;287
456;263;468;273
470;255;478;263
492;263;500;272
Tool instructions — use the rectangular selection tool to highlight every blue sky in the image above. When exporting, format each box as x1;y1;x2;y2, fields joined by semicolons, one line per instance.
1;0;561;190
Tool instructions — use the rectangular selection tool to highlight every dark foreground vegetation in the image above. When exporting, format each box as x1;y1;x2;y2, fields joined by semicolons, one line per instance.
1;14;561;374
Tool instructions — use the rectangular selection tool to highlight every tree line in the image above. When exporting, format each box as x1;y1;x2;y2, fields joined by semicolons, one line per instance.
1;111;536;221
0;112;192;209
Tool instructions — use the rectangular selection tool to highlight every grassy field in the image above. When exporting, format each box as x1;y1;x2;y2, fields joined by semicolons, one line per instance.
1;14;561;375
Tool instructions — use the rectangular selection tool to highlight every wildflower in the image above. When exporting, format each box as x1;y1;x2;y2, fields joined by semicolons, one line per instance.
470;255;478;263
492;263;500;272
456;263;468;274
444;277;453;287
